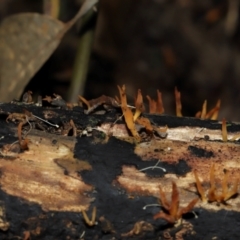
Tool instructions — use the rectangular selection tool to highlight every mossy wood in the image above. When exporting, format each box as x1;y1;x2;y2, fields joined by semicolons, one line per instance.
0;103;240;239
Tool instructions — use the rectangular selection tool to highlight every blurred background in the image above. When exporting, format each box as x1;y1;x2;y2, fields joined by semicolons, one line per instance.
1;0;240;120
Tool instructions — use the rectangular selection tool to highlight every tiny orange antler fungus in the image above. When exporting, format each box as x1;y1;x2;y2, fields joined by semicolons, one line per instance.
156;90;164;114
146;90;164;114
208;165;238;203
194;164;238;203
134;89;145;121
78;95;91;112
205;99;221;120
129;88;165;137
117;85;140;141
153;182;198;225
82;206;97;226
146;95;157;114
196;99;221;120
193;170;207;203
17;121;29;150
222;118;228;142
200;100;207;119
174;87;182;117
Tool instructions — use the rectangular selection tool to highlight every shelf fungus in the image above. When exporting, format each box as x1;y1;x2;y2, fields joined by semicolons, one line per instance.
194;164;238;203
153;182;198;225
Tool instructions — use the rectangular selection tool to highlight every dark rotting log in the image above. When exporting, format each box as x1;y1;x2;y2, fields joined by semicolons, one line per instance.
0;102;240;239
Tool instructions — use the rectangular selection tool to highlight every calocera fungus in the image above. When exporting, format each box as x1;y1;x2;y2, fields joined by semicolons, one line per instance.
153;182;198;225
118;85;141;141
194;164;238;203
82;206;97;227
175;87;182;117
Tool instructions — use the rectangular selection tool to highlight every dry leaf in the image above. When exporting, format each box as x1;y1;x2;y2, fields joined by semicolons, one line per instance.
79;95;119;114
0;0;98;102
43;93;67;107
0;14;65;102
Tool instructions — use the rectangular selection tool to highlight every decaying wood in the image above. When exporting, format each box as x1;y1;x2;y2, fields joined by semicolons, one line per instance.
0;102;240;239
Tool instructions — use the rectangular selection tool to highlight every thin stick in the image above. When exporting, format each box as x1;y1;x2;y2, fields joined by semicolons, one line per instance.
139;166;166;172
152;159;160;170
143;203;161;210
32;114;59;128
